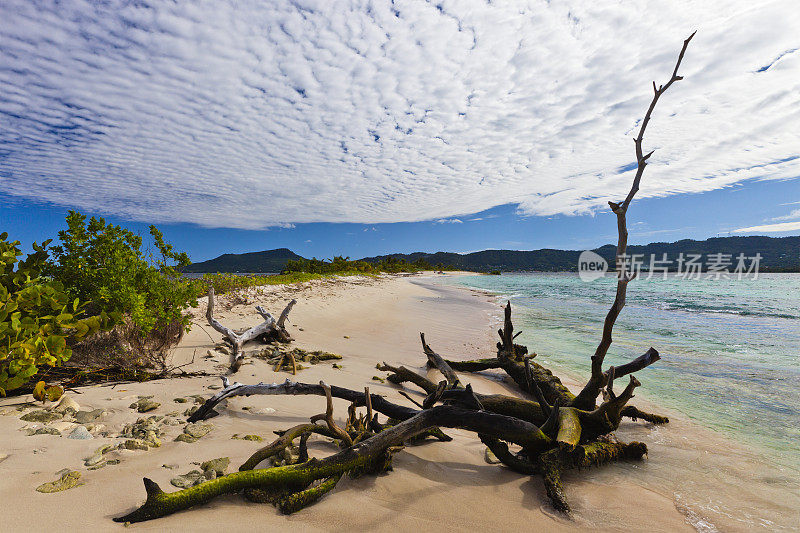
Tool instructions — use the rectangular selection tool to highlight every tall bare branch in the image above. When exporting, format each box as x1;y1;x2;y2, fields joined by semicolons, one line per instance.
572;31;695;410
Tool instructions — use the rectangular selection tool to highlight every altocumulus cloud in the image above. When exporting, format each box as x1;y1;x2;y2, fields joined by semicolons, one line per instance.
1;0;799;229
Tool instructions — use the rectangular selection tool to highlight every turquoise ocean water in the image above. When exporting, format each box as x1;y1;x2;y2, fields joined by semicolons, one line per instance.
443;273;800;471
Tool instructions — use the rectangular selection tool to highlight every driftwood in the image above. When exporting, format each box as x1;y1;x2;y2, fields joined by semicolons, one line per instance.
205;287;296;372
119;324;650;522
114;33;694;523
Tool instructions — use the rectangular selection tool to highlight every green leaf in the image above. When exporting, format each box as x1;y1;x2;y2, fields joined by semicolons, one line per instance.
44;336;66;355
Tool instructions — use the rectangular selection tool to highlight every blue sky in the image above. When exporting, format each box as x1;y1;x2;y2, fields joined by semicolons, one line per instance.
1;1;799;262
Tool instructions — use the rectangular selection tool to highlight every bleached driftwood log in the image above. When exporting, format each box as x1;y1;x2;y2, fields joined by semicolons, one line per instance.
205;287;296;372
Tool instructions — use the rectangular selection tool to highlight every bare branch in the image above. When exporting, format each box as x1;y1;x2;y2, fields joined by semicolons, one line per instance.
205;287;295;372
277;299;297;329
572;32;694;410
420;333;461;388
310;381;353;446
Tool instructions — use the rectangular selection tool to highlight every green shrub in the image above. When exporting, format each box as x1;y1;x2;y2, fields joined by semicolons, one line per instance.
283;255;444;275
0;233;107;394
45;211;197;335
190;272;335;297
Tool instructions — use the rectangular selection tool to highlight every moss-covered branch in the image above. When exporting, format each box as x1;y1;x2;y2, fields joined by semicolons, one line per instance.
115;404;552;523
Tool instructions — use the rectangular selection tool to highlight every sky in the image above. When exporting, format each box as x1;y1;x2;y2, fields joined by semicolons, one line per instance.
1;0;799;262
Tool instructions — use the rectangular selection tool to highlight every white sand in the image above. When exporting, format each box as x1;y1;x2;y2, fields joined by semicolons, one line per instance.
2;273;776;532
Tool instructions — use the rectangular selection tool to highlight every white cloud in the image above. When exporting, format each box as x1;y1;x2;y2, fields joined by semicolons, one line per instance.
733;221;800;233
434;218;463;224
771;209;800;221
1;1;799;229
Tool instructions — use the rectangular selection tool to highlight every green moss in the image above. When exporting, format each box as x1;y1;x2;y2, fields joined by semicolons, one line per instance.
36;470;82;493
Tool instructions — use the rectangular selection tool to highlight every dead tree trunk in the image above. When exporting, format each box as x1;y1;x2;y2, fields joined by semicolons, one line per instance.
205;287;296;372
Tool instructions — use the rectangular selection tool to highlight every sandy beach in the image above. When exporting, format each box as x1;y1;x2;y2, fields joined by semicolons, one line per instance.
1;274;795;532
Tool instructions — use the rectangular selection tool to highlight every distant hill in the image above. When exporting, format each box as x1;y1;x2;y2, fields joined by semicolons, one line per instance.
184;236;800;273
182;248;303;273
360;236;800;272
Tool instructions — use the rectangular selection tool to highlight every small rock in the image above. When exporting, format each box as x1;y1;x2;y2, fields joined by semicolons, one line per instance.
68;426;93;440
175;422;213;443
332;363;342;369
208;385;221;390
170;470;206;488
183;406;199;417
74;409;106;424
36;470;82;493
143;431;161;448
50;421;78;433
52;396;80;415
122;439;149;451
84;444;115;466
26;426;61;436
129;398;160;413
242;434;263;442
200;457;229;476
162;464;178;470
173;397;187;403
343;335;350;339
20;410;62;423
215;345;231;356
120;417;164;447
371;376;385;383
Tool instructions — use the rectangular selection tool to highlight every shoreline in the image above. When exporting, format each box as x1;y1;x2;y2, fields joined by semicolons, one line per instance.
432;273;800;531
0;274;794;531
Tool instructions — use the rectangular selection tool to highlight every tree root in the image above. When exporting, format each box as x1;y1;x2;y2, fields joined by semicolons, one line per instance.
240;423;318;472
376;362;438;393
277;474;342;514
538;440;648;514
621;405;669;424
115;404;553;523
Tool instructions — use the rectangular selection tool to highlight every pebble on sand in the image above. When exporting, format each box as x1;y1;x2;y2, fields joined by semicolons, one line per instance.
68;426;93;440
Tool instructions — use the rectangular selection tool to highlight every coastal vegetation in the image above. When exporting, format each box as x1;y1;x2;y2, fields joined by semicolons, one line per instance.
283;255;449;275
113;32;697;523
188;272;333;296
1;212;196;394
0;233;106;395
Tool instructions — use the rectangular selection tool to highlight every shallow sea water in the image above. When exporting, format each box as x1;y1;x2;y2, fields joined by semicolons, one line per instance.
436;272;800;530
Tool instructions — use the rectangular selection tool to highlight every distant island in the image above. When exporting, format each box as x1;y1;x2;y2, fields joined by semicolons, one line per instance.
183;235;800;273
